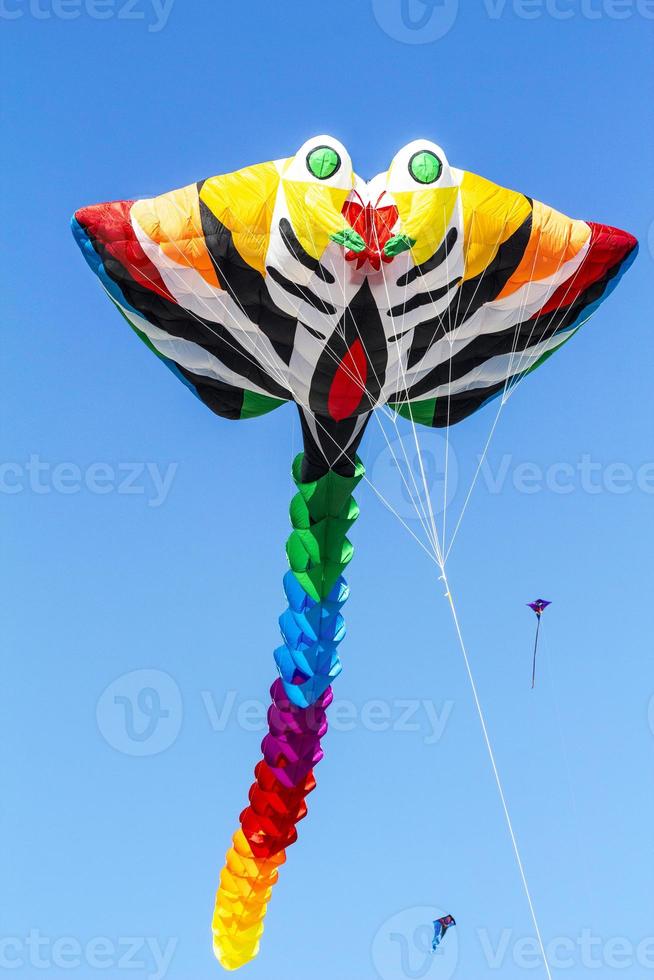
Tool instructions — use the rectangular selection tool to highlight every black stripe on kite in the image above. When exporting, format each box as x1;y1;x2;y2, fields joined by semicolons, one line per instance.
406;210;533;370
266;265;338;317
279;218;336;284
175;368;247;420
396;227;458;288
432;381;507;426
387;277;461;318
198;195;299;367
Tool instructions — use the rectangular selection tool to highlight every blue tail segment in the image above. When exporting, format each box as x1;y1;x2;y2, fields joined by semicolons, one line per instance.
274;570;349;708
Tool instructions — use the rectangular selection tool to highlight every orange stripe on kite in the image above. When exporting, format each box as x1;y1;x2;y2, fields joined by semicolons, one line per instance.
131;184;221;289
496;200;590;300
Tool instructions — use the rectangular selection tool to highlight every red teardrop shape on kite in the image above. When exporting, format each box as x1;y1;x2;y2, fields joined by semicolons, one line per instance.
327;339;368;422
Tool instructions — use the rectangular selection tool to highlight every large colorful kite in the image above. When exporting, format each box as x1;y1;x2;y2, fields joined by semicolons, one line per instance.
72;136;637;970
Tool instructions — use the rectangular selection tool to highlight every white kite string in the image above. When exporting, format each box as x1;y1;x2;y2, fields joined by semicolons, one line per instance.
442;570;554;980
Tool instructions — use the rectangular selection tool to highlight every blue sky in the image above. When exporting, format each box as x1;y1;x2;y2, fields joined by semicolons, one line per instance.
3;1;653;977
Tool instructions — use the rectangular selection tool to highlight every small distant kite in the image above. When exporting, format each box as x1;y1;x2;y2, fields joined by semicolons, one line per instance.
527;599;551;688
432;914;456;951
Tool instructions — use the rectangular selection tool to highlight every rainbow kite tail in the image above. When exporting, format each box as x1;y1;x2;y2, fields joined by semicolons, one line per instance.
212;453;364;970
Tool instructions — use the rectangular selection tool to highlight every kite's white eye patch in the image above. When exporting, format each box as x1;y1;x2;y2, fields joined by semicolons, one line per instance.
285;135;353;191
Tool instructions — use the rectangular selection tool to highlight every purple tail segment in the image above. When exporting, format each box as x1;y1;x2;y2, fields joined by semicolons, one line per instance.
260;679;331;790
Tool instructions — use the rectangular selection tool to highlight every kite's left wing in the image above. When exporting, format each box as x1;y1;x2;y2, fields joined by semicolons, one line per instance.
72;170;294;421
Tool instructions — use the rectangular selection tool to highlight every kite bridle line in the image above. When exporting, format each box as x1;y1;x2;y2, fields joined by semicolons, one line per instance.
143;187;441;551
123;167;593;564
148;174;487;548
116;196;441;561
145;175;553;559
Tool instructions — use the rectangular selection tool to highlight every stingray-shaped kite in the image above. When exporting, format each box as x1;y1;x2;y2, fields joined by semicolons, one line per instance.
72;136;637;970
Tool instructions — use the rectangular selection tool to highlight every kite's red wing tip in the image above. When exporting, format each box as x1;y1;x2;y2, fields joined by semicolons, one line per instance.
72;199;136;236
587;221;639;262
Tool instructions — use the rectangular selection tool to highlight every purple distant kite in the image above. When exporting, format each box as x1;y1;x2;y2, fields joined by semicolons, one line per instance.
527;600;551;688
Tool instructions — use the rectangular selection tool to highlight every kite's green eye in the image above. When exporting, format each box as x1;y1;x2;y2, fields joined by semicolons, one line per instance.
408;150;442;185
306;145;341;180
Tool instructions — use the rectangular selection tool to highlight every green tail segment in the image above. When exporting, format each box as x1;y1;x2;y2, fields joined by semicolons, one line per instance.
286;454;364;602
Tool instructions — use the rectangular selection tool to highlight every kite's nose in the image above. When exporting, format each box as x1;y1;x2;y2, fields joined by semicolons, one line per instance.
341;198;399;270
